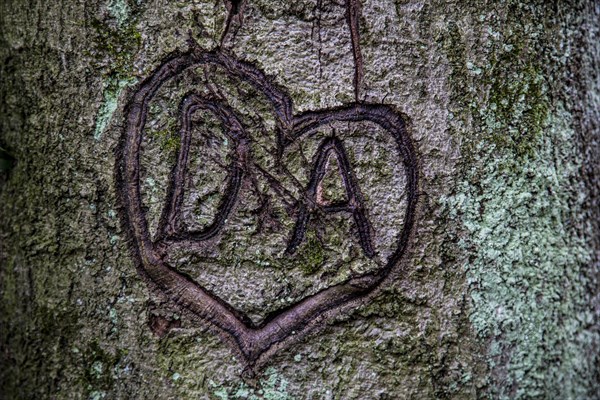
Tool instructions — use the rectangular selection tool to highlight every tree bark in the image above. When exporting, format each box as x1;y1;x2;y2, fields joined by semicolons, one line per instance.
1;0;598;399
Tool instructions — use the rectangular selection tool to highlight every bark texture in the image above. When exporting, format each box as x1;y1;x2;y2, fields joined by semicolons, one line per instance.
1;0;599;399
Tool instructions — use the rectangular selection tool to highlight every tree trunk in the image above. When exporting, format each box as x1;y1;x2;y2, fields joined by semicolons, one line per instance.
1;0;598;399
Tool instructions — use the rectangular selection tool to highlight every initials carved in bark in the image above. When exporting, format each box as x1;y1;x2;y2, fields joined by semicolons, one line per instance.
116;0;418;370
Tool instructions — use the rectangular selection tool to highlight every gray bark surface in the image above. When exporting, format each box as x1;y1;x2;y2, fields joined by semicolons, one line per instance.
1;1;599;399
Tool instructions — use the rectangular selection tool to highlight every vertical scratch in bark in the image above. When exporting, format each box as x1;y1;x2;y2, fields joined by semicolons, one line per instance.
220;0;246;50
312;0;324;80
346;0;364;102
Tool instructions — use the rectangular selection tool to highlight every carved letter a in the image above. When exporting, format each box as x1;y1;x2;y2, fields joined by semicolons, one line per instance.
286;137;375;258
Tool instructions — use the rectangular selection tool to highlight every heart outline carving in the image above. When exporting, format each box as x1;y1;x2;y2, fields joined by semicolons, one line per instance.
116;45;418;369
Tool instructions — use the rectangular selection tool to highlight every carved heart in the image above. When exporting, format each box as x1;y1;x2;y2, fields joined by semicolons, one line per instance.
117;47;418;368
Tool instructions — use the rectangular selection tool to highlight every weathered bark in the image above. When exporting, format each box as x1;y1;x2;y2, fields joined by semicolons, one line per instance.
1;0;598;399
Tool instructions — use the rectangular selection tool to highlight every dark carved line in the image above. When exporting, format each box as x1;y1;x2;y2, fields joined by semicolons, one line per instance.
313;0;324;79
346;0;364;102
329;137;374;258
157;93;248;243
209;51;294;130
220;0;246;49
156;95;196;239
285;137;375;258
117;46;419;368
250;162;298;207
119;51;254;358
322;202;350;213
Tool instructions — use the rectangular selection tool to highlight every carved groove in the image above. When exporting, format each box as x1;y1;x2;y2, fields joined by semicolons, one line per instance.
285;136;375;258
156;94;248;243
346;0;364;101
116;1;418;370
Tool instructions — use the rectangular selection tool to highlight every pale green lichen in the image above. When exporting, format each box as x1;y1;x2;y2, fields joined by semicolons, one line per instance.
443;106;596;398
94;77;134;140
439;3;598;397
107;0;131;28
91;4;142;140
88;390;107;400
90;360;105;379
79;341;129;397
210;368;294;400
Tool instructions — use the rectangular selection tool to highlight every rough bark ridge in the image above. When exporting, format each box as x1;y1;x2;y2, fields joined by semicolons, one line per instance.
1;0;599;399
